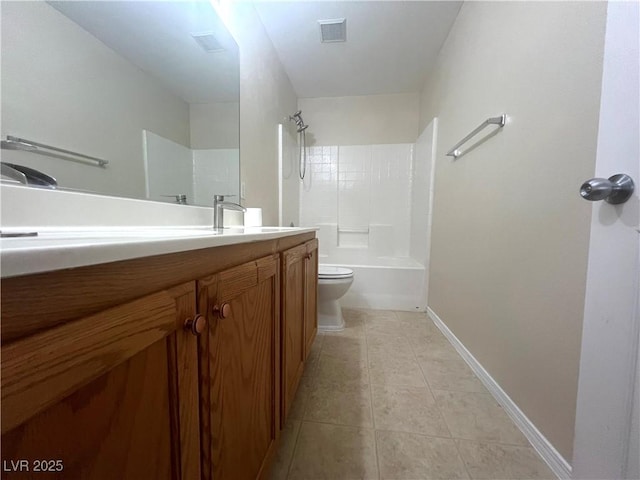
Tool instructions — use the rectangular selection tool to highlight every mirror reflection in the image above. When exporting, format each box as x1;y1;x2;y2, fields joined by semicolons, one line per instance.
1;0;240;206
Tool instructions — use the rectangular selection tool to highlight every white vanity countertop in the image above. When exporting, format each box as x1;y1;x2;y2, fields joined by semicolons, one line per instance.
0;226;317;278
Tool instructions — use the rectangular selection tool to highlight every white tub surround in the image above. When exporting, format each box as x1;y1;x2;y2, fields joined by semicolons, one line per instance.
300;144;414;256
299;142;430;312
320;255;425;311
143;130;240;206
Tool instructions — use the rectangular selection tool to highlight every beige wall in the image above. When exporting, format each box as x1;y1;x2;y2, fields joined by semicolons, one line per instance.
226;3;298;226
1;1;190;199
420;2;607;462
298;93;419;146
190;102;240;150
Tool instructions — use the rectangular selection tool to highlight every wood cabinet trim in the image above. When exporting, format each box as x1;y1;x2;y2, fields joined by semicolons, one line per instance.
1;233;318;479
283;244;307;269
1;290;178;435
197;274;217;480
280;239;319;428
1;232;315;344
172;285;202;480
304;241;319;357
305;238;319;255
280;246;307;424
197;254;280;480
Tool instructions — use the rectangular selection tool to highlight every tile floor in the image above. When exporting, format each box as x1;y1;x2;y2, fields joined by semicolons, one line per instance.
270;308;556;480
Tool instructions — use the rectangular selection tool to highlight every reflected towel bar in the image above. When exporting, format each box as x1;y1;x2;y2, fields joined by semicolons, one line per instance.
446;115;506;159
1;135;108;167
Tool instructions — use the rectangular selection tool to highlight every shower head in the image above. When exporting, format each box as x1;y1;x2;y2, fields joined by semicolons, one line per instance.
289;110;304;125
290;110;309;133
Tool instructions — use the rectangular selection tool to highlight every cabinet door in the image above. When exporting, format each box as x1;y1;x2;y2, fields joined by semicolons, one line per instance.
198;254;280;480
304;239;319;357
281;244;307;425
1;283;201;480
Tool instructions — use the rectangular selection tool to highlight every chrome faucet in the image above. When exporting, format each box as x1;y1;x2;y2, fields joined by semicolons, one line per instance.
161;194;188;205
213;195;246;230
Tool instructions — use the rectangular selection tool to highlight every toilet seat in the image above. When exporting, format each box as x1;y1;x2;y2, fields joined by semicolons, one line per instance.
318;266;353;279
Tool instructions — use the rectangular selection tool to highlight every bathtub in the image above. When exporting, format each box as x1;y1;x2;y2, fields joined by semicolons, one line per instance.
319;253;426;311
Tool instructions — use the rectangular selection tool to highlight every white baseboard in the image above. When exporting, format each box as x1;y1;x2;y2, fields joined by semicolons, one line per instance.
427;307;572;480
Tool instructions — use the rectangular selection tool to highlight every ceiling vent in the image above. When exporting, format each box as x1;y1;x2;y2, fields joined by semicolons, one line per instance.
318;18;346;43
191;32;224;53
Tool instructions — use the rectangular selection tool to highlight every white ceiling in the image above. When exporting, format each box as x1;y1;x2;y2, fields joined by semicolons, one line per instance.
48;1;239;104
254;1;463;98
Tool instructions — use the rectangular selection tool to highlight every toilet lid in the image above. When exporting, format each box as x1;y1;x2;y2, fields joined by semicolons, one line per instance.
318;266;353;279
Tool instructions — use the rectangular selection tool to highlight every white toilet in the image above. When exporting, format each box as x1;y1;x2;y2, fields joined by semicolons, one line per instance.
317;265;354;331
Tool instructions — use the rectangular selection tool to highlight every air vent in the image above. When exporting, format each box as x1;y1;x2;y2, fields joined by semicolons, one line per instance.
191;32;224;53
318;18;346;43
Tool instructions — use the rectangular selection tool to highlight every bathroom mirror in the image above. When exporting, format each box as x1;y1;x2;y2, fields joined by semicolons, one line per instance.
0;0;240;206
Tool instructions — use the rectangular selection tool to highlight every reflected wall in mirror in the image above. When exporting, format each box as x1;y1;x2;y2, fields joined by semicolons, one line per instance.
1;0;240;206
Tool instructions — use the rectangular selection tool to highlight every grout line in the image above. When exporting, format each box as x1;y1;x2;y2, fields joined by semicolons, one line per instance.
292;418;544;451
284;420;303;480
412;342;455;441
298;309;551;479
452;437;547;449
373;427;455;442
284;332;325;479
405;327;472;479
363;314;382;480
368;382;435;388
428;386;492;395
373;426;565;450
312;309;531;479
453;437;474;480
295;418;374;430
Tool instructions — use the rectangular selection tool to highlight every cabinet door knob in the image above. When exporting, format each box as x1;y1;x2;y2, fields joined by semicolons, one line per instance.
212;302;231;319
184;314;207;336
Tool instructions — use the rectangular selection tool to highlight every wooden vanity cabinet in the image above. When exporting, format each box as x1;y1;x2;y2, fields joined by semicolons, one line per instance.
281;239;318;424
197;254;280;480
303;239;319;355
1;283;201;480
0;232;317;480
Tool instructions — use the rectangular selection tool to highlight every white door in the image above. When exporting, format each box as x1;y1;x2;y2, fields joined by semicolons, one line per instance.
572;2;640;479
